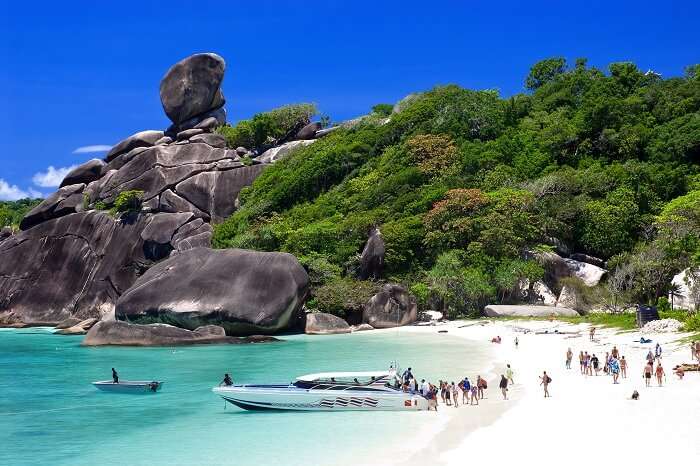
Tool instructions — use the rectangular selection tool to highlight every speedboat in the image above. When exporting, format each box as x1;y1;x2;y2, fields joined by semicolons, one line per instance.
212;369;428;411
92;380;163;393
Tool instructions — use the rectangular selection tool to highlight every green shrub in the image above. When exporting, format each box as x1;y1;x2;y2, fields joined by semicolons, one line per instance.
372;103;394;116
111;190;144;214
309;278;380;319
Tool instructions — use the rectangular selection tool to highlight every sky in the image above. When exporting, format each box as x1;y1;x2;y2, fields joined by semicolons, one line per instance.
1;0;699;200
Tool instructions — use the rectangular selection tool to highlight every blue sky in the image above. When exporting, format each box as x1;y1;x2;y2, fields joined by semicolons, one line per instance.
1;0;698;199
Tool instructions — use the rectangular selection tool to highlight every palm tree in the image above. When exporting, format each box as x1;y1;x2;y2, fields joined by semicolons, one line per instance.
668;283;683;311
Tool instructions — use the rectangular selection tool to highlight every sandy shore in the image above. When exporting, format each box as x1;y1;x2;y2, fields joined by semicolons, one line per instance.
384;319;700;464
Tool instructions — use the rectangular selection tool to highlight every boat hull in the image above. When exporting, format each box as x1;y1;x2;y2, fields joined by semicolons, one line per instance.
92;381;163;393
213;385;428;411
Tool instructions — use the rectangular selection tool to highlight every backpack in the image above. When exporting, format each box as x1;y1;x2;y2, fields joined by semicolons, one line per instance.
546;375;552;383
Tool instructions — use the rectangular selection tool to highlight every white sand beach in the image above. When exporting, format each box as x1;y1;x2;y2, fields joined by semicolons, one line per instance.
381;320;700;465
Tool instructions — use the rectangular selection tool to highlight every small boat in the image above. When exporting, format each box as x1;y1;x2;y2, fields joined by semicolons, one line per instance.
92;380;163;393
213;368;428;411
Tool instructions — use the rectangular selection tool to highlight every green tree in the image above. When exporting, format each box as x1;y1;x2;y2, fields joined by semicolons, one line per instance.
525;57;567;91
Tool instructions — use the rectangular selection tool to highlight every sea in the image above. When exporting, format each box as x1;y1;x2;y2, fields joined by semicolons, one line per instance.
0;327;492;466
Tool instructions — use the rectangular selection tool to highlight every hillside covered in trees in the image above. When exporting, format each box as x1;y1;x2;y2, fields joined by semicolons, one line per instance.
212;58;700;318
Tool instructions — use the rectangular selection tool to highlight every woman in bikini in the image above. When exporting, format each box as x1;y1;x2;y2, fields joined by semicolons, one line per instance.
620;356;627;378
655;362;665;386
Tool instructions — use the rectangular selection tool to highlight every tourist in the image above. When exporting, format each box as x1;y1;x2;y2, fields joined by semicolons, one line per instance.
643;361;653;387
451;382;459;407
515;336;519;348
565;348;573;369
428;385;438;411
646;349;654;365
462;377;471;404
674;365;685;380
491;335;502;343
620;356;628;378
402;367;413;384
476;375;487;399
506;364;514;384
445;381;452;406
610;356;620;384
691;342;698;361
583;352;590;376
611;345;620;359
219;373;233;386
439;380;446;404
111;368;119;384
694;341;700;361
589;326;596;341
591;354;600;375
539;371;551;398
602;352;609;375
470;383;479;405
631;390;640;400
655;343;663;360
655;362;665;386
499;375;508;400
579;351;585;374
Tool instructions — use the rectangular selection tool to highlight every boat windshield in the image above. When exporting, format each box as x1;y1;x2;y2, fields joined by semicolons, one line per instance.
293;375;389;389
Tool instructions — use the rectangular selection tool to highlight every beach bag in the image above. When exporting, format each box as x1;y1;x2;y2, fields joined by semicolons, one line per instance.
547;375;552;383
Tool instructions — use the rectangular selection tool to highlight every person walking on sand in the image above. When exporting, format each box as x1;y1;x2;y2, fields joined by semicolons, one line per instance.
610;357;620;384
506;364;514;384
539;371;551;398
655;361;665;386
499;375;509;400
579;351;585;374
462;377;471;404
646;349;654;365
452;382;459;407
566;348;573;369
620;356;628;378
470;383;479;405
589;326;596;341
476;375;487;399
611;345;619;359
655;343;663;360
591;354;600;375
643;361;653;387
515;336;519;348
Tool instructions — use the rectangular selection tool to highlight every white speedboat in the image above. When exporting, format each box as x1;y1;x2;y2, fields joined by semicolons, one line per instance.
212;369;428;411
92;381;163;393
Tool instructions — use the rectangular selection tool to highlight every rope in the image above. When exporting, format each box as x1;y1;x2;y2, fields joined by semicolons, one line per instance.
0;386;210;417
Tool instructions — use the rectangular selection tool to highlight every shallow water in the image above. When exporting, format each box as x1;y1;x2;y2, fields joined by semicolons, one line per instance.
0;327;490;466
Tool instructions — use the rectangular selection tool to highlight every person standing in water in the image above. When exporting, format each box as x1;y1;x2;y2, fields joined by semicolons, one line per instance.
643;361;653;387
539;371;551;398
111;368;119;384
499;375;509;400
505;364;514;384
565;348;573;369
655;361;665;386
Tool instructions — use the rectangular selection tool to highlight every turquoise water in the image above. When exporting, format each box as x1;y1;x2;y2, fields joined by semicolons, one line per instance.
0;328;490;466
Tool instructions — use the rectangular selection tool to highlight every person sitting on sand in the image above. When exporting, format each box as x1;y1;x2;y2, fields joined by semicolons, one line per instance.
620;356;628;378
631;390;639;400
566;348;573;369
491;336;502;343
219;373;233;386
539;371;551;398
112;368;119;384
655;362;665;386
643;361;653;387
674;365;685;380
499;375;508;400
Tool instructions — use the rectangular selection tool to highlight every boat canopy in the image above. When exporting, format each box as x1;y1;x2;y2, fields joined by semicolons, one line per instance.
296;371;392;382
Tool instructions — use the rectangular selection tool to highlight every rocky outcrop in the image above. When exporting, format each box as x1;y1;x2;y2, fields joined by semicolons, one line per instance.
54;317;98;335
358;228;385;279
60;159;106;187
350;323;374;332
363;284;417;328
0;227;13;241
569;253;606;269
115;248;309;336
19;183;85;230
160;53;226;127
483;304;578;317
82;320;277;346
295;122;322;140
671;269;696;310
105;130;164;162
563;258;606;287
0;210;210;326
257;140;315;163
305;312;351;335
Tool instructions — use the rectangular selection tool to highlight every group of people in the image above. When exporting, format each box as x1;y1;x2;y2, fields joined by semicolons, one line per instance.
570;344;626;384
401;367;513;411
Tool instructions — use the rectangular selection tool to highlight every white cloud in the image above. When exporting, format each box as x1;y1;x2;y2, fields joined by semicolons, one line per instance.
32;165;77;188
0;179;43;201
72;145;112;154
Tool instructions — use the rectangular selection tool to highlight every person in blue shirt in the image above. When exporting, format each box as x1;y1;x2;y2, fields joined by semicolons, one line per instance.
461;377;471;404
402;367;413;384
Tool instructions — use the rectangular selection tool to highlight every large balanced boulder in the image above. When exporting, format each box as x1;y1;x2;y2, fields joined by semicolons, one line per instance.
363;284;417;328
483;304;579;317
305;312;351;335
0;211;209;326
83;320;277;346
160;53;226;125
115;248;309;335
358;227;385;279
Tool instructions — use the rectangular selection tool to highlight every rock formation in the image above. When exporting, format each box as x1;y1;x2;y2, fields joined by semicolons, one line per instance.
115;248;309;335
304;312;351;335
83;320;278;346
358;227;385;280
483;304;578;317
363;284;417;328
